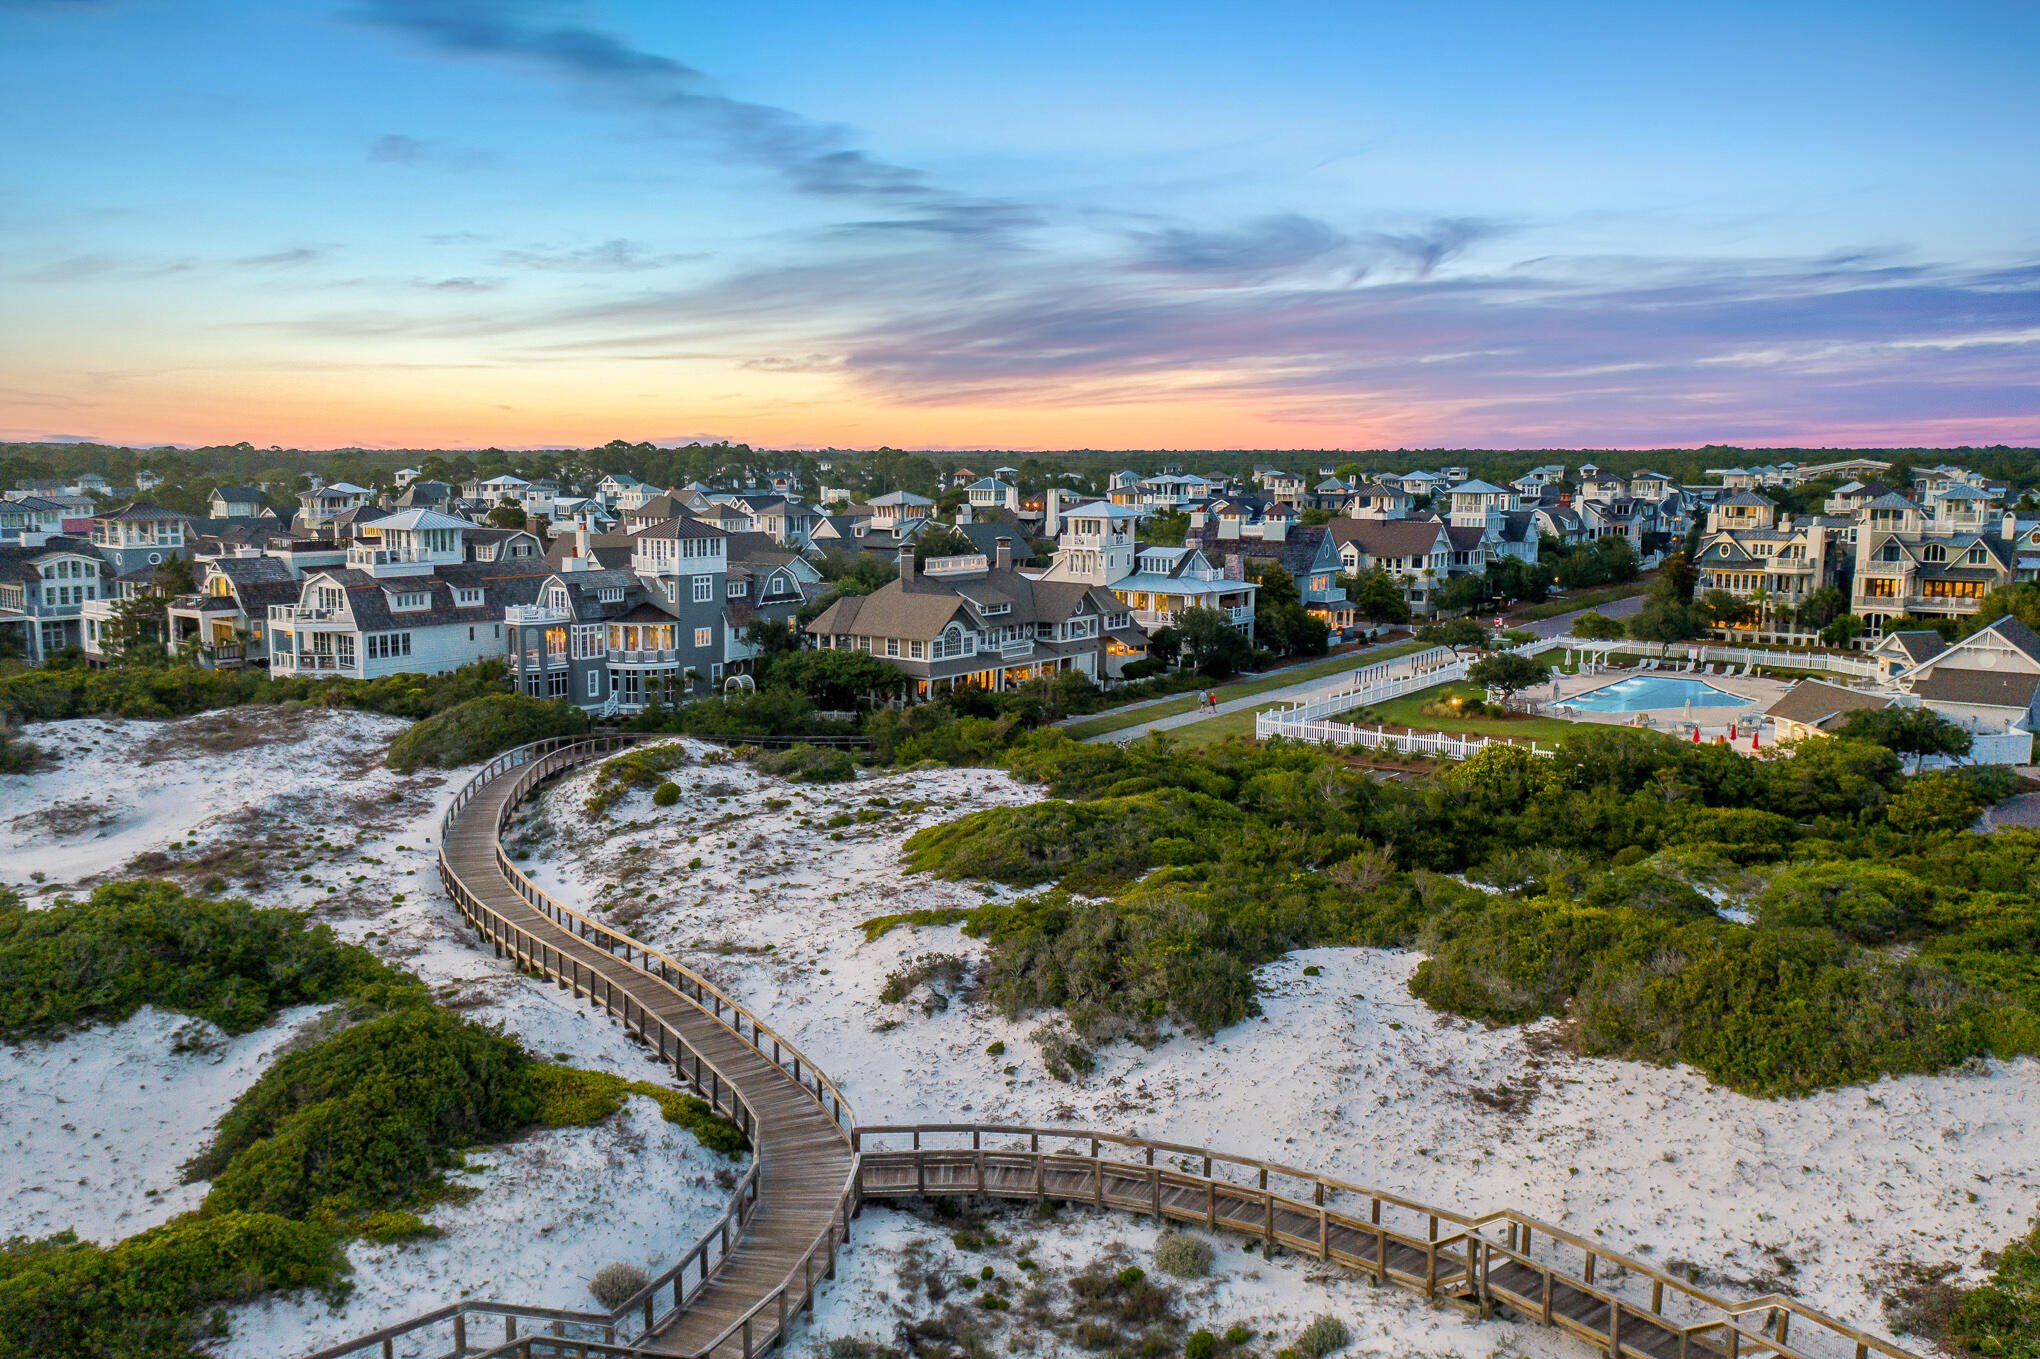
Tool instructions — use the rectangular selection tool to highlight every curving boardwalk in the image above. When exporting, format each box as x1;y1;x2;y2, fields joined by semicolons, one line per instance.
307;737;1924;1359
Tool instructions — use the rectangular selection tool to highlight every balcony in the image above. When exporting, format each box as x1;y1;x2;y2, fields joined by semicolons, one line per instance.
270;604;343;623
504;603;571;625
608;647;680;666
280;652;356;673
346;545;437;568
1227;605;1254;625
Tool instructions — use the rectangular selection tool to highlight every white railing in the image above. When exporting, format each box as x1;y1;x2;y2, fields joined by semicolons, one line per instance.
1597;641;1876;679
345;545;437;567
609;647;680;666
1257;713;1551;760
269;604;340;622
921;553;988;575
1274;636;1565;725
504;604;571;625
280;652;354;672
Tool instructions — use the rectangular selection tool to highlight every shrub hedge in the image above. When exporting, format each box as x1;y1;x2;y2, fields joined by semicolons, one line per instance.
903;724;2040;1094
384;692;589;772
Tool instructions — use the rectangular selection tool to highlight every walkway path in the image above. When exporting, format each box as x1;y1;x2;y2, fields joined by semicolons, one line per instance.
1085;641;1449;743
432;739;857;1359
308;734;1923;1359
1514;591;1646;638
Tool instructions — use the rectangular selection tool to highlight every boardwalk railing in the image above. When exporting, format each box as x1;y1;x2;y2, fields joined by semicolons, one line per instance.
854;1125;1921;1359
307;734;859;1359
307;735;1927;1359
1586;640;1878;679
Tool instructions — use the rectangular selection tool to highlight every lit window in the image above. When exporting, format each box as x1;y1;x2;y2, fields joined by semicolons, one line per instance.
694;627;712;647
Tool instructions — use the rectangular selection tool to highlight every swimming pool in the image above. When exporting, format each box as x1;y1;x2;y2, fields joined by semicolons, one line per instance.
1565;675;1754;713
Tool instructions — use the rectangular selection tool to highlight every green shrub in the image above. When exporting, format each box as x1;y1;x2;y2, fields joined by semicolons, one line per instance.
584;743;690;816
1295;1316;1350;1357
1948;1210;2040;1358
1153;1232;1214;1279
0;658;514;726
0;880;406;1040
1224;1326;1252;1345
0;1214;345;1359
1185;1330;1217;1359
1116;1265;1146;1289
189;1005;539;1219
357;1209;438;1244
652;781;681;806
521;1063;748;1157
384;693;588;772
754;742;857;784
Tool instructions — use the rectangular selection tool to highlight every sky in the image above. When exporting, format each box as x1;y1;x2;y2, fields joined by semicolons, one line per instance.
2;0;2038;451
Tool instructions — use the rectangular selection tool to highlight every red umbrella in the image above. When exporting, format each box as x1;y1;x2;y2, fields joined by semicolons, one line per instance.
1751;729;1760;751
1692;726;1700;743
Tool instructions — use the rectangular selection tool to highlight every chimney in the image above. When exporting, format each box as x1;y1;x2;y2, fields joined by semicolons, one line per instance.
994;536;1012;571
576;514;592;560
898;542;915;581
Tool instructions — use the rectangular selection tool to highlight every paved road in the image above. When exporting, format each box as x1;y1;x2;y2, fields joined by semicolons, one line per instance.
1083;638;1449;743
1514;591;1645;638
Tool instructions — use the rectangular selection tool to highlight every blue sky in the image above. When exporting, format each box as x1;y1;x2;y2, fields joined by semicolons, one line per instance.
3;0;2036;448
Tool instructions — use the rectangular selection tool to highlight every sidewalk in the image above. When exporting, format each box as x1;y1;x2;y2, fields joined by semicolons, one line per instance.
1082;637;1443;744
1053;635;1406;732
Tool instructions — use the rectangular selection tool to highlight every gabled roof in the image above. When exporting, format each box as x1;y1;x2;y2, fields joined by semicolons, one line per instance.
1764;680;1894;730
1861;492;1922;511
211;484;263;501
1968;614;2040;664
1713;490;1774;509
1876;629;1948;665
1449;479;1509;495
1326;517;1448;557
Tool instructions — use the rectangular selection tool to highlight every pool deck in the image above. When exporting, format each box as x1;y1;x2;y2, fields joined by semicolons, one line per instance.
1535;664;1793;743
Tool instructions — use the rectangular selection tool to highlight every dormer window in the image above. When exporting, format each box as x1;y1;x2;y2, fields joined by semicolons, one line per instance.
390;590;431;611
546;587;568;611
1922;544;1946;563
455;587;483;607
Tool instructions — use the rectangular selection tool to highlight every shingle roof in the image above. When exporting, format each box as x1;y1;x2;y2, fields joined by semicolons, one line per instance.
1764;680;1893;730
211;485;263;501
1976;614;2040;663
1911;669;2040;709
97;501;188;522
1326;517;1447;557
1878;629;1947;665
1713;490;1774;508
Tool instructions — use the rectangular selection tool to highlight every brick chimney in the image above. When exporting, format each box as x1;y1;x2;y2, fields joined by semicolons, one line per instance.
898;542;915;581
994;535;1012;571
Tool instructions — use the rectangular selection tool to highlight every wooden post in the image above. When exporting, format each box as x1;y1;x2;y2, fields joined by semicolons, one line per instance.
1207;1179;1217;1228
1151;1166;1162;1222
1609;1300;1622;1359
1541;1269;1553;1324
1651;1279;1664;1313
1264;1192;1276;1256
1585;1250;1596;1284
1375;1226;1386;1284
454;1314;467;1352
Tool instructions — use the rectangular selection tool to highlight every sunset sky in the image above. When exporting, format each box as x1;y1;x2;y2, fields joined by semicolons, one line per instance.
3;0;2037;450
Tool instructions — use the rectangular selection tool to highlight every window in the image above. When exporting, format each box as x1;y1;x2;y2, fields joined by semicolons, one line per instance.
692;575;714;603
886;637;900;657
317;586;344;611
694;626;712;648
456;587;483;607
366;632;413;660
390;591;430;611
547;671;569;699
909;640;925;659
587;671;601;699
728;581;746;598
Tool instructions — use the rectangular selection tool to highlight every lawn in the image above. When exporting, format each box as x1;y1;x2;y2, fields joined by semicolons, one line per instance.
1061;639;1429;741
1355;680;1583;740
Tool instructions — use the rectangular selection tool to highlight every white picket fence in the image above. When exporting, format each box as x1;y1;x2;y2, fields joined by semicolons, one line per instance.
1255;714;1550;760
1257;636;1568;753
1591;641;1877;679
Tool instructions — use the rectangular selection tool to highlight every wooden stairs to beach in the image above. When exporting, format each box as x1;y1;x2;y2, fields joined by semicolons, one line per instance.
305;737;1922;1359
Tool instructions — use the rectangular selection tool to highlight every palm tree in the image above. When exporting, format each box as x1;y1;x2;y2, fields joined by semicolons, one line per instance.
1748;585;1775;641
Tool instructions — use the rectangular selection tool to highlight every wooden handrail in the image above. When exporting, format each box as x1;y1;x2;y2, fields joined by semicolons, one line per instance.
308;738;1924;1359
486;737;859;1137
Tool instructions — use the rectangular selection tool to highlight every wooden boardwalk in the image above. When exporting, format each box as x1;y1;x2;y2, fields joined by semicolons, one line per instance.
306;737;1924;1359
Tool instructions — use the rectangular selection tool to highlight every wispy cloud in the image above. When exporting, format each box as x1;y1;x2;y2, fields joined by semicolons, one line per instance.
499;238;693;273
234;246;326;268
351;0;940;202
